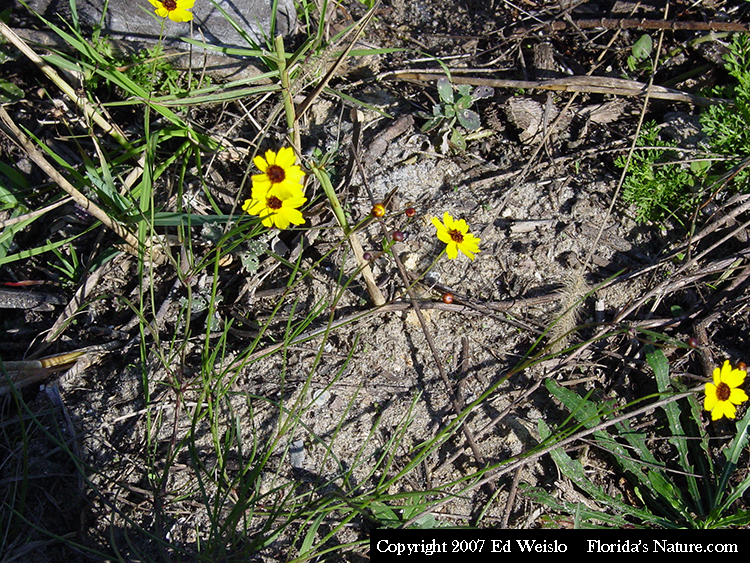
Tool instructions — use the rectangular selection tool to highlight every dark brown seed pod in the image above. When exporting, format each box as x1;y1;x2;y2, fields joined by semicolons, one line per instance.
371;203;386;218
687;337;699;348
392;230;405;242
442;292;454;304
362;252;372;261
405;207;416;218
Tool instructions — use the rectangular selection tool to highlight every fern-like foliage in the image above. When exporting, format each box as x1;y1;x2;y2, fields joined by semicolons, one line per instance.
618;35;750;224
616;121;699;224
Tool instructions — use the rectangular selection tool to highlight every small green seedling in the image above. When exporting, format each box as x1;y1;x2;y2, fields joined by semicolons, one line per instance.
420;76;494;152
627;34;653;73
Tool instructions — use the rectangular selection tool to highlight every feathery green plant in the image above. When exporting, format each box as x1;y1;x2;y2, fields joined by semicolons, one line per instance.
616;120;705;224
700;33;750;192
618;34;750;224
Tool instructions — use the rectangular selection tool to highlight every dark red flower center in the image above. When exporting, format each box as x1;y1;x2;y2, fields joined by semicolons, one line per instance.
448;229;464;243
162;0;177;10
717;382;731;402
267;196;283;210
267;165;286;184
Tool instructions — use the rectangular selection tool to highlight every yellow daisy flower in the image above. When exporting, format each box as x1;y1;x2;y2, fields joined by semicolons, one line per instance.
704;360;748;421
431;212;481;260
251;147;305;193
148;0;195;23
243;184;307;230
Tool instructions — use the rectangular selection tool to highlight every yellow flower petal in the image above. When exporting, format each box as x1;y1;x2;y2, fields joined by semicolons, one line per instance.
148;0;194;22
715;401;737;420
431;212;481;260
264;149;279;165
730;388;749;404
445;242;458;259
724;367;746;388
431;216;447;233
254;155;269;172
283;167;306;186
704;383;718;412
705;360;749;421
713;365;723;386
275;147;297;169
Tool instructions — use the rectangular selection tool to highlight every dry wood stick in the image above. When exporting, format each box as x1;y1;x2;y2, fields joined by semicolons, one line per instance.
384;71;723;106
531;18;750;34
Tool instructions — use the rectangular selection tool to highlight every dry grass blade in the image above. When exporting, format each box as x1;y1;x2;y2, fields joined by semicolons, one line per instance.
1;350;83;395
0;106;153;261
0;20;130;148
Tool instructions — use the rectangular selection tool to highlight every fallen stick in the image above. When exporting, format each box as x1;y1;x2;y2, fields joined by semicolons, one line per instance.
384;71;726;106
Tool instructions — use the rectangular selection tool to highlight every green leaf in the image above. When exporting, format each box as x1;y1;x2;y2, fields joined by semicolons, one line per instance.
456;84;472;97
715;405;750;512
0;162;28;193
545;378;602;427
437;77;453;104
299;513;325;556
690;160;711;176
645;345;670;393
450;129;467;151
632;34;653;61
645;345;702;513
457;109;481;130
421;116;442;133
455;94;474;111
537;418;668;527
0;79;23;104
646;470;689;518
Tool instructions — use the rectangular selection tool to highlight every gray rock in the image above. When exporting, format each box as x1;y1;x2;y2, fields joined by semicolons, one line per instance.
16;0;297;77
22;0;296;47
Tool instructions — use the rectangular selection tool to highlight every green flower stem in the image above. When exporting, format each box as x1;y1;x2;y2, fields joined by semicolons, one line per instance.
312;164;385;306
274;35;300;153
311;165;348;233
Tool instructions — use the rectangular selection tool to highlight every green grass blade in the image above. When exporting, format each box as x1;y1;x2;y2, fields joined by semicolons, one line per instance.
646;345;703;514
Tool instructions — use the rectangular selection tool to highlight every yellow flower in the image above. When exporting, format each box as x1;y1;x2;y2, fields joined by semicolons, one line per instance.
431;212;480;260
148;0;195;23
704;360;748;421
251;148;305;193
243;184;307;230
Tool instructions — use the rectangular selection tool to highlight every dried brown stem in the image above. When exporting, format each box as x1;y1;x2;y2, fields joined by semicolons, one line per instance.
0;106;150;260
385;71;722;106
